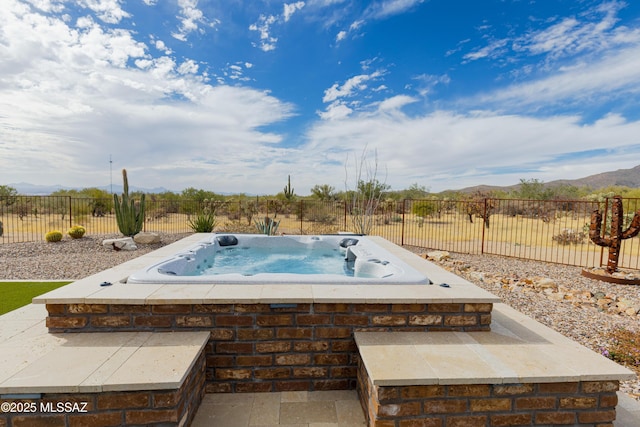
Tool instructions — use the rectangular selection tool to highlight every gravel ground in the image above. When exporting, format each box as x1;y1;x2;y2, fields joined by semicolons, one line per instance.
1;235;638;399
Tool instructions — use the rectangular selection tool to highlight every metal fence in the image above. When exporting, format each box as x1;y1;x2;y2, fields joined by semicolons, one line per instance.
1;195;639;270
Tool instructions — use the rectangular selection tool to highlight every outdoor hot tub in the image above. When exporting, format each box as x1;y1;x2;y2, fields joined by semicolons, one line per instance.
126;233;431;285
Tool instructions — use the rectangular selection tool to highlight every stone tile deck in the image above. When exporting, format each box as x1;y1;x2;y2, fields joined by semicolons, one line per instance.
0;305;209;394
191;390;365;427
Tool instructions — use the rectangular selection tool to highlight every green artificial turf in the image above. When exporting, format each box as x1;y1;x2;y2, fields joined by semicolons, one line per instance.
0;281;71;315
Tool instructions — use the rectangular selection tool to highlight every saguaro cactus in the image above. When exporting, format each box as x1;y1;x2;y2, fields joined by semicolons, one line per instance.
113;169;146;236
283;175;295;201
589;196;640;274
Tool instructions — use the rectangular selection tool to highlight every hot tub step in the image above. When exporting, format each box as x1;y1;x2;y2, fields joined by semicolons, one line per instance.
355;303;634;427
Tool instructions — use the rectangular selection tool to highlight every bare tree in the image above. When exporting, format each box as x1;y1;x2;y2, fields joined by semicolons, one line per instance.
344;147;389;234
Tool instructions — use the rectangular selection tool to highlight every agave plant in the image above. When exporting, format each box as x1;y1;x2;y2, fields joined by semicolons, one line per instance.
188;212;217;232
254;217;280;235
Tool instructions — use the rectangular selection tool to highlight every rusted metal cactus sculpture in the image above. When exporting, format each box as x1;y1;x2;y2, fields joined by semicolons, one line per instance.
589;196;640;274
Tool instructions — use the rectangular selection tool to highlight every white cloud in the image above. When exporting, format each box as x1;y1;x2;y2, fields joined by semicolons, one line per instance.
153;38;173;55
411;73;450;97
322;70;384;103
317;102;352;120
78;0;130;24
474;44;640;110
465;0;639;67
24;0;66;13
177;59;198;75
364;0;424;20
320;70;386;119
249;2;306;51
334;1;421;46
284;1;305;22
172;0;217;42
304;102;640;192
463;39;508;62
223;62;253;81
0;0;296;193
249;14;278;51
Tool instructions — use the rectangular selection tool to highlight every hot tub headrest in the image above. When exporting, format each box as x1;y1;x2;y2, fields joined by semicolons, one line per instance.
216;235;239;247
339;238;359;248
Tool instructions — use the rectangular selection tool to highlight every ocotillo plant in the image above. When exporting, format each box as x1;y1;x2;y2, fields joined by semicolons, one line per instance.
589;195;640;274
113;169;146;236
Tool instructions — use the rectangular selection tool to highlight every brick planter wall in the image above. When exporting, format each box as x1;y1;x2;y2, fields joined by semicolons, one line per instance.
45;302;492;393
357;361;620;427
0;350;206;427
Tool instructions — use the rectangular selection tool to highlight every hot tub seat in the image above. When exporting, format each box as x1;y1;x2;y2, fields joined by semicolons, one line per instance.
355;303;635;426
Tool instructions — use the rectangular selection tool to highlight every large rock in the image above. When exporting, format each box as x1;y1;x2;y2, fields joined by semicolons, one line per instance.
425;250;450;262
134;232;161;245
102;237;137;251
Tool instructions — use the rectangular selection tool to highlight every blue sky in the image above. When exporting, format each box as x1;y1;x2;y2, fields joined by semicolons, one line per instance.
1;0;640;195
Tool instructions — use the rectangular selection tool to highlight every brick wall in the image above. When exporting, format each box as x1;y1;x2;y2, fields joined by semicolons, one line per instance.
358;361;620;427
0;348;206;427
45;302;492;393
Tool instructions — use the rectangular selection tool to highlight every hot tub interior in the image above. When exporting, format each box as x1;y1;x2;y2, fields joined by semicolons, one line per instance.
126;234;431;285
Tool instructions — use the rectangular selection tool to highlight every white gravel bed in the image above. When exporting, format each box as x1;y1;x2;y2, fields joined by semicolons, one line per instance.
0;236;638;399
0;233;191;280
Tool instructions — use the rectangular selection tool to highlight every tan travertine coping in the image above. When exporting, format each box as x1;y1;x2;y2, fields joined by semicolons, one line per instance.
355;303;635;386
0;304;209;394
32;234;499;305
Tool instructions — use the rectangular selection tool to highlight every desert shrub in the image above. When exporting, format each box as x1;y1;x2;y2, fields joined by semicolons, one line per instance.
552;229;586;245
307;206;336;224
67;225;86;239
601;328;640;371
412;201;438;217
188;212;217;232
15;204;30;220
45;230;63;242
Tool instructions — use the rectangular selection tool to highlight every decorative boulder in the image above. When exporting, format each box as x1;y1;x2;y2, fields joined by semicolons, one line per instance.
102;237;137;251
425;250;450;262
134;232;161;245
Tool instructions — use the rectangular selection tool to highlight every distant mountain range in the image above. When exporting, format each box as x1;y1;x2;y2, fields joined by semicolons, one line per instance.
7;182;243;196
457;164;640;194
8;182;170;195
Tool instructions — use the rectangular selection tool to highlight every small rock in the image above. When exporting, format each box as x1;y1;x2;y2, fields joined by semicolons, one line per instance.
626;307;639;316
597;298;614;308
469;272;485;282
548;292;566;301
134;232;161;245
536;278;557;291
